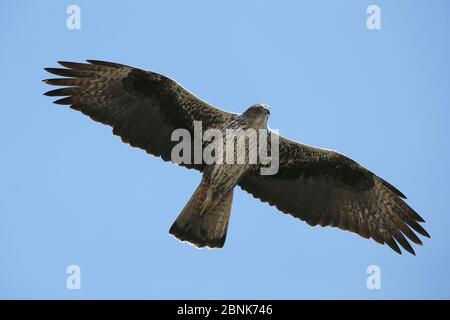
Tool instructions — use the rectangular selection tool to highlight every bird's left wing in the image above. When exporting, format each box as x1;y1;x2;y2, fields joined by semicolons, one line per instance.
238;133;430;255
44;60;232;171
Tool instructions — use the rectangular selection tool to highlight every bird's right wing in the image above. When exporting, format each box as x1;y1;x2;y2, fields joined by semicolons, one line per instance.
44;60;233;171
239;133;430;255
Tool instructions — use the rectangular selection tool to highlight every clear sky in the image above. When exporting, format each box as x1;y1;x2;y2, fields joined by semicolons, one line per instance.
1;0;449;299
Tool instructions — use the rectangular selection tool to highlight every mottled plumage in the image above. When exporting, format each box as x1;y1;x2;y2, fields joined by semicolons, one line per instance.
43;60;430;254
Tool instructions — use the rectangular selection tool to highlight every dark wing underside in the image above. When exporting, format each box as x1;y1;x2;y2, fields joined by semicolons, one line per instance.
43;60;231;171
239;133;430;255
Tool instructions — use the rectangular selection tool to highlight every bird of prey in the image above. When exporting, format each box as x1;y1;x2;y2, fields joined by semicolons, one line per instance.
43;60;430;255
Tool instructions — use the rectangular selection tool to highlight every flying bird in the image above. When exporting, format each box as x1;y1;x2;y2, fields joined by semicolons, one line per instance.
43;60;430;255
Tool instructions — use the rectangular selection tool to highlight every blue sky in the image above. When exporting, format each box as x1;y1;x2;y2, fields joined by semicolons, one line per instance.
0;0;449;299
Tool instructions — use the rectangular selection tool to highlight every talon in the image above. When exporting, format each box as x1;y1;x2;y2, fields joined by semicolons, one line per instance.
199;190;213;215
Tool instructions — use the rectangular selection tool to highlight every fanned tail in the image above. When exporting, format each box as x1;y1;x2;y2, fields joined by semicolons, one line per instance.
169;181;233;248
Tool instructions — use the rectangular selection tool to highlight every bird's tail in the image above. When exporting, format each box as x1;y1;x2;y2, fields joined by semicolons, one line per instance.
169;181;233;248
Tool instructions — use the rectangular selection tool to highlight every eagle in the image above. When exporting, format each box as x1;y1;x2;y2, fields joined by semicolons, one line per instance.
43;60;430;255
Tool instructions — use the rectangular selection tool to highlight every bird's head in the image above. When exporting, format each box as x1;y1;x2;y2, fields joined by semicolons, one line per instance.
242;103;271;128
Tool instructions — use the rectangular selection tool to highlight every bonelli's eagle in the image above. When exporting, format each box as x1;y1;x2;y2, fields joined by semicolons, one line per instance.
44;60;429;255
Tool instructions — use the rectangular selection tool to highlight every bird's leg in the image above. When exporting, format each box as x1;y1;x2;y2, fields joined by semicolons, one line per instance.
199;189;213;216
210;195;224;213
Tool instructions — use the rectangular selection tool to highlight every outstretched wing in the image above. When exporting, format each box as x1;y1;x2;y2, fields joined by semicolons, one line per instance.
43;60;232;171
239;133;430;255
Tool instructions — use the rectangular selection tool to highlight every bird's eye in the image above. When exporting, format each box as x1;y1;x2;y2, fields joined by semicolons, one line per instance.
252;108;259;114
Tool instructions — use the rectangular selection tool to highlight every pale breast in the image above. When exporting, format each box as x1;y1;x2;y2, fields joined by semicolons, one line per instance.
203;117;257;194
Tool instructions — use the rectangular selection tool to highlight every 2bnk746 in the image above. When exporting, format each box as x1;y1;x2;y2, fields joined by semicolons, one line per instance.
221;304;273;315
